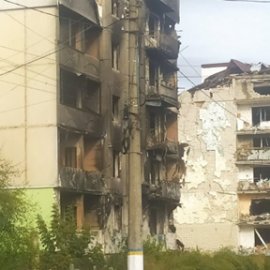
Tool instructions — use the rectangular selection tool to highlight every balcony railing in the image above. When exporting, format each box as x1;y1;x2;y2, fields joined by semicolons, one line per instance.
148;181;181;202
236;148;270;163
238;214;270;226
145;32;179;59
238;180;270;193
60;167;103;193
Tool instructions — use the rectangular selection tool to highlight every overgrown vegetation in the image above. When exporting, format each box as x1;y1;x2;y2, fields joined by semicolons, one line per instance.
37;204;105;270
1;153;270;270
0;154;37;270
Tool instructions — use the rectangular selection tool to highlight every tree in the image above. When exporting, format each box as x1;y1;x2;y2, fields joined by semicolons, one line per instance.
0;153;37;270
37;204;105;270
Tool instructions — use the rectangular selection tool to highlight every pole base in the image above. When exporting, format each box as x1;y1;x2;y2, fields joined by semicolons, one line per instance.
128;251;144;270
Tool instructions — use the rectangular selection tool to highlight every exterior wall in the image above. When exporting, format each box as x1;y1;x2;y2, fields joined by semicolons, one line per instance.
177;223;238;250
239;226;254;248
25;188;56;222
201;66;227;83
176;86;239;250
0;8;58;187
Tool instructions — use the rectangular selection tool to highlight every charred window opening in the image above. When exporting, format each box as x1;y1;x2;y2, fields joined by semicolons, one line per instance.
112;95;120;122
253;137;270;148
85;28;100;58
252;107;270;126
150;160;161;185
164;16;175;35
84;136;102;172
113;151;121;178
113;205;122;232
60;69;78;108
254;167;270;183
84;195;100;229
60;68;101;113
148;151;162;185
255;228;270;247
149;209;157;236
83;79;101;114
148;13;158;38
112;42;120;70
161;67;176;89
65;147;77;168
250;199;270;216
254;85;270;96
149;61;158;87
111;0;121;18
149;112;157;136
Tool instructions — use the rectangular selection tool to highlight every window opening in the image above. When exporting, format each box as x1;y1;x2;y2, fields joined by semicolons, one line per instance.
112;95;120;121
65;147;77;168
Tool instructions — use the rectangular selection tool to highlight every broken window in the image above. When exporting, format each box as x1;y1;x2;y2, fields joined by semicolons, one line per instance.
60;68;79;108
84;136;102;172
82;79;101;114
84;195;100;229
252;107;270;126
161;67;176;89
255;228;270;247
254;167;270;183
111;0;120;18
85;28;100;58
60;15;85;51
112;95;120;122
113;205;122;232
113;151;121;178
250;199;270;216
112;43;120;70
150;160;161;185
148;13;158;38
65;147;77;168
149;61;158;87
253;137;270;148
60;68;101;113
149;112;157;136
149;209;157;236
60;130;82;169
254;85;270;96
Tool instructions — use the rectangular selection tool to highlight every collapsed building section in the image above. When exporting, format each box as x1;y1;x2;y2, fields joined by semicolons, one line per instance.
177;59;270;251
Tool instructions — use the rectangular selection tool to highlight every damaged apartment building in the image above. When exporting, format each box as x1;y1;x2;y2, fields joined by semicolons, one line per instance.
176;59;270;252
0;0;181;251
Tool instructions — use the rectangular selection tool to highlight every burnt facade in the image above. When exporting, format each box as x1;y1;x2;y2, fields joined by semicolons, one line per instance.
0;0;181;252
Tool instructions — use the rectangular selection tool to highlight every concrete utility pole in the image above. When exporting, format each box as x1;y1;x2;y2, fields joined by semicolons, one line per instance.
128;0;144;270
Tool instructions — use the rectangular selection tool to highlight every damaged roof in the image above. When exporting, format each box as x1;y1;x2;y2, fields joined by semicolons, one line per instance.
189;59;270;92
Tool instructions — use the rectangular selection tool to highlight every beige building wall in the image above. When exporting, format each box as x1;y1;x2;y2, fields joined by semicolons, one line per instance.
0;7;58;187
176;85;239;250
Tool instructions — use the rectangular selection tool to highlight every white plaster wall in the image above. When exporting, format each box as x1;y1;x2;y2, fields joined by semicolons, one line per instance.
0;8;58;187
177;87;239;250
237;105;252;130
239;227;254;249
238;165;253;182
201;66;227;83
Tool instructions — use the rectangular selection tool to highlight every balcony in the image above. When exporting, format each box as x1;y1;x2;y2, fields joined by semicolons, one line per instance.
59;45;100;80
59;167;104;194
147;136;178;153
238;180;270;193
58;104;104;136
238;214;270;226
145;32;179;59
148;181;181;202
146;85;178;108
236;148;270;165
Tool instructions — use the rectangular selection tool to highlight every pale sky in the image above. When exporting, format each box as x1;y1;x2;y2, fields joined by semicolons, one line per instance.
177;0;270;90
